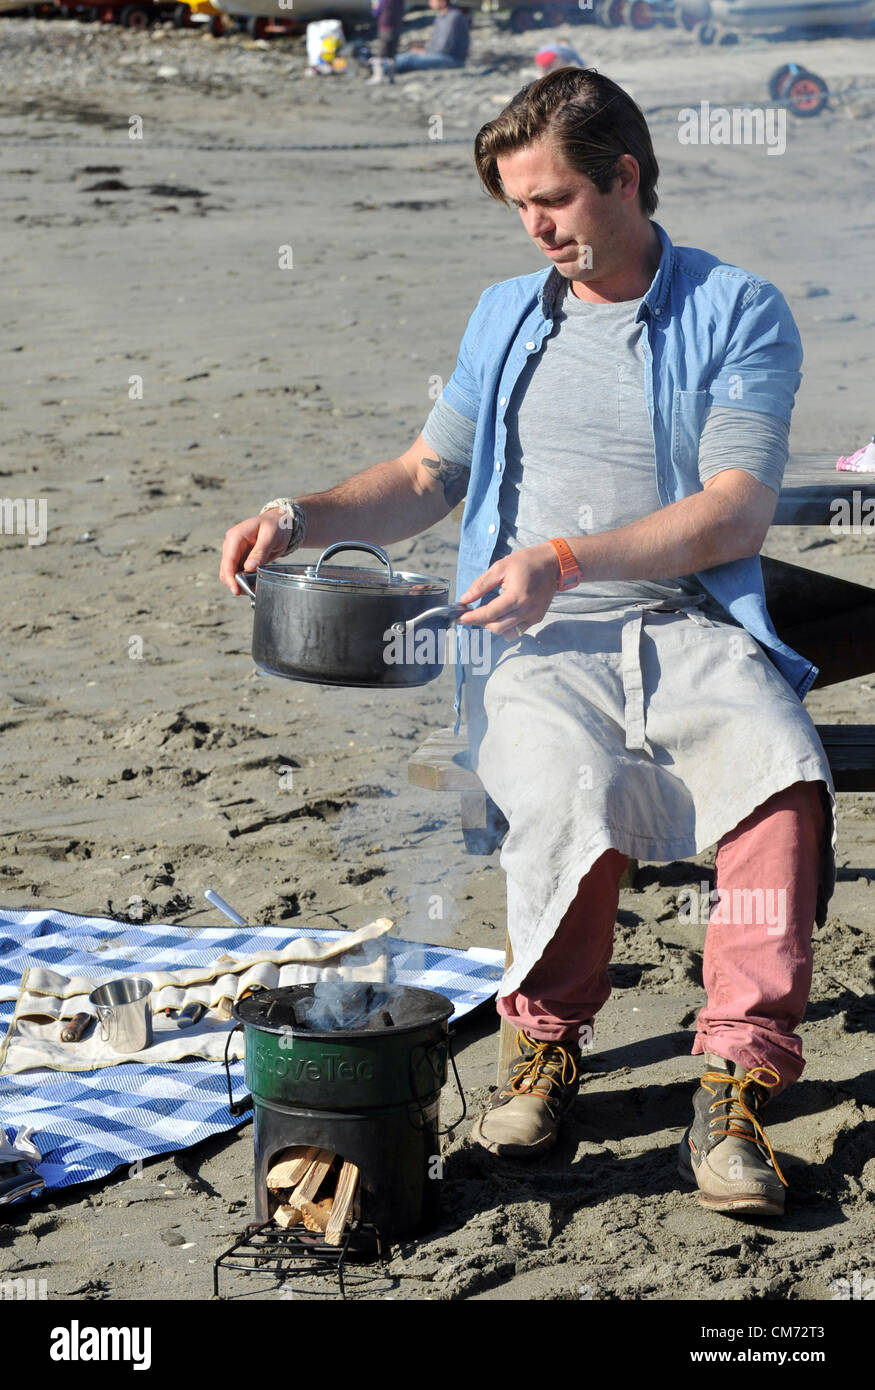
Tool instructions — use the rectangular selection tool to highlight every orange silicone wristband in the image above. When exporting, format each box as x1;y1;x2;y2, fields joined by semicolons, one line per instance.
548;537;582;591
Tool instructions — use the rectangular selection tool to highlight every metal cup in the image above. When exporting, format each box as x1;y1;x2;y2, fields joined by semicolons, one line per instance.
88;978;153;1054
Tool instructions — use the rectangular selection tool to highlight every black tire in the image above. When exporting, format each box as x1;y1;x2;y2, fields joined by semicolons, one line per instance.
595;0;625;25
171;2;190;25
209;11;225;34
246;13;270;35
768;64;795;100
119;2;152;25
698;19;715;41
628;0;655;25
787;70;828;117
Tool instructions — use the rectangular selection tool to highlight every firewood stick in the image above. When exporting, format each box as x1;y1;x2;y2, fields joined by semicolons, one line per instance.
266;1146;321;1192
324;1161;359;1246
287;1149;335;1208
274;1205;303;1229
298;1197;331;1233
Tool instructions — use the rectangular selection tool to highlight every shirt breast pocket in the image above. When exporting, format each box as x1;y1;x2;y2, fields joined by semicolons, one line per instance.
671;389;709;474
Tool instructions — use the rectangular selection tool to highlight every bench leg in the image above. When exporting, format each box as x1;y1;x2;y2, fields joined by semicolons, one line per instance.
460;790;508;855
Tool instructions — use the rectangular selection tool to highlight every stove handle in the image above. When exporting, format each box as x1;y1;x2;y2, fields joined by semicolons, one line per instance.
409;1033;466;1137
224;1024;253;1117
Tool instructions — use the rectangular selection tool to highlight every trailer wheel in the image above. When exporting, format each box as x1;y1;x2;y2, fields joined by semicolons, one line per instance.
629;0;655;27
595;0;625;25
209;11;225;33
787;70;828;117
171;2;190;25
509;5;535;29
119;2;152;25
768;64;796;100
246;13;270;35
698;19;715;40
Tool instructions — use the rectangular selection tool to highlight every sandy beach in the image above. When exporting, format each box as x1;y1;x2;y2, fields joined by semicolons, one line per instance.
0;9;874;1305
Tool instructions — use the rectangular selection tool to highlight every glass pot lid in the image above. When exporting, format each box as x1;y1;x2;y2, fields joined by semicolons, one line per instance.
259;541;448;596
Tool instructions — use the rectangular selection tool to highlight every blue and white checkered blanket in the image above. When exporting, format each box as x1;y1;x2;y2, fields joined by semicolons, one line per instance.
0;908;503;1201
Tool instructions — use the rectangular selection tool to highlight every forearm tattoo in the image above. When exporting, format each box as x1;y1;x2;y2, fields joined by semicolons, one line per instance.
421;453;470;509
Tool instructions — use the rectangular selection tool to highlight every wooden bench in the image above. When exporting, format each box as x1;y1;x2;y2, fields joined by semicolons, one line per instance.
409;455;875;1081
411;721;875;843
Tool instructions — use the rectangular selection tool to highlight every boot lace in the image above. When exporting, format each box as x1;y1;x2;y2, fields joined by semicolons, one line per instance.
700;1064;788;1187
505;1030;579;1100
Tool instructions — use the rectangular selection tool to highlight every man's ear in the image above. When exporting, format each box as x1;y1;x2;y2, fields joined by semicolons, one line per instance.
615;154;641;201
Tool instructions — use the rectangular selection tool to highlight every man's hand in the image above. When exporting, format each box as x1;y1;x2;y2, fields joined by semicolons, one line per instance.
457;543;560;636
219;509;290;595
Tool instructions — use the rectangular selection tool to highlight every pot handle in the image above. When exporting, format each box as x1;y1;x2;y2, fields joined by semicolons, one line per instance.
390;603;469;636
313;541;394;582
235;571;257;606
223;1024;252;1117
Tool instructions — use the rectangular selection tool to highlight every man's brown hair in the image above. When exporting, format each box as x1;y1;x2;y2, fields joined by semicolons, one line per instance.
474;67;660;217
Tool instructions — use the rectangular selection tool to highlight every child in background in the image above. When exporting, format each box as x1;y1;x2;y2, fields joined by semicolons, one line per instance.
534;44;585;71
369;0;405;82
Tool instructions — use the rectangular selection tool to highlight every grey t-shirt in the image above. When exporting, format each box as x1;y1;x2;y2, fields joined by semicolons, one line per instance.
427;7;469;60
422;277;789;613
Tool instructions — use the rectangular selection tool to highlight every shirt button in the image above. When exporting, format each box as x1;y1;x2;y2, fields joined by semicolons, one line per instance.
525;341;536;351
654;307;662;317
488;523;496;534
499;396;506;406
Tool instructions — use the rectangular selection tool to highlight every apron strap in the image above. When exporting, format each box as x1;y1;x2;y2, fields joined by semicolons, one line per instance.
620;603;712;752
621;610;650;753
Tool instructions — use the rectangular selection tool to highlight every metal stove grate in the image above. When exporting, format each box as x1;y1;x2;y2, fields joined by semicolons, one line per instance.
213;1220;385;1301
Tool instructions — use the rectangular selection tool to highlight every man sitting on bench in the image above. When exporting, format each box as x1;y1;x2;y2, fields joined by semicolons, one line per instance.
220;68;835;1220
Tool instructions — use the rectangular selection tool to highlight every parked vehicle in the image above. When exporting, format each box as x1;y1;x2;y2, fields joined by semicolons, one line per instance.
219;0;372;28
687;0;875;39
507;2;592;30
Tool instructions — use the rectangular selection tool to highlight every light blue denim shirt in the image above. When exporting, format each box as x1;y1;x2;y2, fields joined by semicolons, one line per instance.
444;220;813;725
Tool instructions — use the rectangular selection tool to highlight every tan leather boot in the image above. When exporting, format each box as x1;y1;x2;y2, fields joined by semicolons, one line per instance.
678;1053;788;1216
470;1030;581;1159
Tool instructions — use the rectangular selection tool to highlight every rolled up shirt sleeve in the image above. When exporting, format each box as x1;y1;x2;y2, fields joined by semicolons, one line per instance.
698;405;789;495
421;394;476;470
707;281;803;424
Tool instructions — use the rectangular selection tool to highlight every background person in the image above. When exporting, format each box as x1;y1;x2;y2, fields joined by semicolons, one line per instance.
394;0;470;73
368;0;405;82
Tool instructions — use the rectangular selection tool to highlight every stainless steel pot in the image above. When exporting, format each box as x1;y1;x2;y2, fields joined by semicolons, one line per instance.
236;541;466;688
